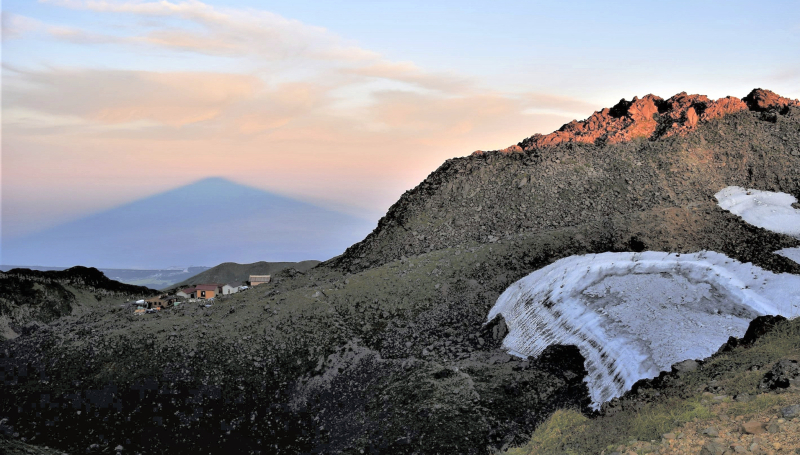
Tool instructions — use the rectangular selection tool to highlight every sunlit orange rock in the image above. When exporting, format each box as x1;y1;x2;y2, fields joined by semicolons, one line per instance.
486;89;798;154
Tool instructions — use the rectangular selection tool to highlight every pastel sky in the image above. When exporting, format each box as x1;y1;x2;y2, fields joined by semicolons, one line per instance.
3;0;800;244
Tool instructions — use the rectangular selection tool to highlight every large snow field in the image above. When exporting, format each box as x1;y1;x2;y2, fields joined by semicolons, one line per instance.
488;251;800;408
715;186;800;238
488;186;800;408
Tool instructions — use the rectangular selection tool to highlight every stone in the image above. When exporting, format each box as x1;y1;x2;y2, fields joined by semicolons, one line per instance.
780;404;800;419
767;421;781;433
699;440;727;455
760;359;800;390
743;88;800;112
661;432;676;440
742;315;787;345
741;420;765;434
701;426;719;437
672;359;699;374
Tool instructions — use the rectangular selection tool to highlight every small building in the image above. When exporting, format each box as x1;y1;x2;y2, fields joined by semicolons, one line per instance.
193;284;218;299
205;283;225;293
248;275;271;287
176;287;196;298
145;296;165;309
222;283;242;295
162;295;182;306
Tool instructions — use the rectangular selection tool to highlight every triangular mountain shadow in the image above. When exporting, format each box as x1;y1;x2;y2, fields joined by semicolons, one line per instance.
2;177;376;268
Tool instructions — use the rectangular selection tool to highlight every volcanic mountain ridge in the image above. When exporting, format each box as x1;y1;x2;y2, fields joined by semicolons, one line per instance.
488;88;800;153
327;88;800;274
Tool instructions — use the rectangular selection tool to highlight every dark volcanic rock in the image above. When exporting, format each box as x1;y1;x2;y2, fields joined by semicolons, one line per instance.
716;315;789;354
759;359;800;390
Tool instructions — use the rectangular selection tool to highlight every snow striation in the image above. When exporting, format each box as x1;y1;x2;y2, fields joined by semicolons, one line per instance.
714;186;800;239
487;251;800;409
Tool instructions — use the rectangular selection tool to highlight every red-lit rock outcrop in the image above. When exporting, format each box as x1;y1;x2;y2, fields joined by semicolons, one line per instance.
483;89;798;154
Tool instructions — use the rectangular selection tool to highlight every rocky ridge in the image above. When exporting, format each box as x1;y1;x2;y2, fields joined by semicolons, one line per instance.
498;89;799;152
327;89;800;273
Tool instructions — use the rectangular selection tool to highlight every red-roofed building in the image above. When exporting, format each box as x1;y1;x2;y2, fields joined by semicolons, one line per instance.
176;287;196;298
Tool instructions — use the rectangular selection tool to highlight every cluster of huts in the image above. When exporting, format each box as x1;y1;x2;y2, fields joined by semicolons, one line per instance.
127;275;271;314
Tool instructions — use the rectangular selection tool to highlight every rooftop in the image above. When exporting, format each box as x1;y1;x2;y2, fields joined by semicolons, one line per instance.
195;284;218;291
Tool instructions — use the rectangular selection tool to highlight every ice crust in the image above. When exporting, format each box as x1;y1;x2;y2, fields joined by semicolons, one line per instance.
487;251;800;408
715;186;800;238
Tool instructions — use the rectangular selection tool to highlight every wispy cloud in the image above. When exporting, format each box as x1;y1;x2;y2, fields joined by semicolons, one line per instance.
5;68;261;127
2;12;44;40
40;0;379;61
521;93;603;117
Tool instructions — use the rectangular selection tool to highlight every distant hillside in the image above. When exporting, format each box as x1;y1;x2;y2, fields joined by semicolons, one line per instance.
0;265;211;290
167;260;320;290
100;266;211;289
0;266;157;339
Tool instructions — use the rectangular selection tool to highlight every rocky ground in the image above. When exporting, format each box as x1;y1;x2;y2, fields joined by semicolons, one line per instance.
0;267;156;340
614;396;800;455
507;316;800;455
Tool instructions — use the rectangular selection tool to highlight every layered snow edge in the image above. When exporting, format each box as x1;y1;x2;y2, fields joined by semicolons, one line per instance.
488;251;800;408
488;186;800;409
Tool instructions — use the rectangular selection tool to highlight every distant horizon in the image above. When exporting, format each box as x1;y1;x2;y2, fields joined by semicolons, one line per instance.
0;264;214;271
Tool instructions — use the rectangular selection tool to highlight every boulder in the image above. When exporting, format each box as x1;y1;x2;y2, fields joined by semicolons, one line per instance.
780;404;800;419
700;439;726;455
672;359;699;374
759;359;800;390
740;420;765;435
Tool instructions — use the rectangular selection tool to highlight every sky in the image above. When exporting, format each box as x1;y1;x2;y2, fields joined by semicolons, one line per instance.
2;0;800;263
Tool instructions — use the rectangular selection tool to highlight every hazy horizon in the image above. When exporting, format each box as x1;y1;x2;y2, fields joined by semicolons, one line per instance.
1;177;375;268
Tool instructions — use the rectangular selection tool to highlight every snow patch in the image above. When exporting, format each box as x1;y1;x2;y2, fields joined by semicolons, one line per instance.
776;248;800;265
715;186;800;238
487;251;800;409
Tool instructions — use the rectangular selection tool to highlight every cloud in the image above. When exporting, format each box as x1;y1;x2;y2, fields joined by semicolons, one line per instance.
346;61;472;93
46;25;125;44
368;90;521;136
40;0;379;61
521;92;603;117
2;12;44;40
4;68;262;127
